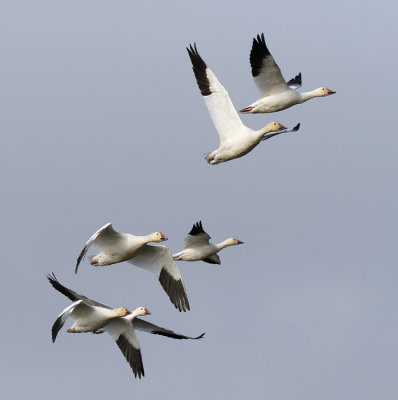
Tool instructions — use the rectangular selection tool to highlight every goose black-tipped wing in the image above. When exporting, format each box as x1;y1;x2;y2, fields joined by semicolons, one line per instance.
51;300;83;342
186;42;245;144
202;254;221;265
75;222;123;274
127;245;190;312
287;72;302;89
47;272;111;309
250;33;289;96
133;318;205;340
116;335;145;378
184;221;211;248
158;267;190;312
104;318;145;378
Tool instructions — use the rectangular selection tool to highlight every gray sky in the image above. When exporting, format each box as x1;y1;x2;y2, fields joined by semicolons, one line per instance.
1;0;397;399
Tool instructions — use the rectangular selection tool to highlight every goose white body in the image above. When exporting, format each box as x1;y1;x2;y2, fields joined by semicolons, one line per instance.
240;33;335;114
75;223;190;312
64;301;126;333
173;221;243;265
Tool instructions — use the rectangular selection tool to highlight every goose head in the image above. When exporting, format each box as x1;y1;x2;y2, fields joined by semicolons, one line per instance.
134;306;151;317
317;87;336;96
150;232;168;242
115;307;132;317
227;238;244;246
265;121;287;133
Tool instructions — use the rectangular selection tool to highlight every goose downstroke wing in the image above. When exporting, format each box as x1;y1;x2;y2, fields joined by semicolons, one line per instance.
187;44;245;144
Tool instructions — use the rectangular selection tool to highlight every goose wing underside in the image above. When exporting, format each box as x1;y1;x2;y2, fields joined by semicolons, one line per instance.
127;245;190;312
250;33;289;97
187;44;245;144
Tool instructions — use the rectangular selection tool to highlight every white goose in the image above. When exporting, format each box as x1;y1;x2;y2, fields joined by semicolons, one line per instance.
187;44;299;165
173;221;243;265
75;223;190;312
240;33;336;113
48;274;204;378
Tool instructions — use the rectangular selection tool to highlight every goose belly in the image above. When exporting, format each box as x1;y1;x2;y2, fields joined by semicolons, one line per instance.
257;91;299;112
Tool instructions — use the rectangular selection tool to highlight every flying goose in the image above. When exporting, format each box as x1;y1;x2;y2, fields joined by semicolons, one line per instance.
75;223;190;312
48;273;204;378
240;33;336;113
187;43;299;165
173;221;243;265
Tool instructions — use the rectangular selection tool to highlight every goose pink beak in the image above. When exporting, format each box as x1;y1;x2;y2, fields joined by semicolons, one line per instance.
327;89;336;95
160;233;168;241
237;240;244;244
126;308;132;315
278;124;287;130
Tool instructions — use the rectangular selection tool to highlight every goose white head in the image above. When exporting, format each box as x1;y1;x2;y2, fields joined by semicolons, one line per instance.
263;121;287;134
115;307;132;317
227;238;244;246
316;87;336;96
134;307;151;316
150;232;168;242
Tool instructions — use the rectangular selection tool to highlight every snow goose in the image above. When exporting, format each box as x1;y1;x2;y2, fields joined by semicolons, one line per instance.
240;33;336;113
48;274;204;378
75;223;190;312
48;274;131;342
173;221;243;265
187;43;299;165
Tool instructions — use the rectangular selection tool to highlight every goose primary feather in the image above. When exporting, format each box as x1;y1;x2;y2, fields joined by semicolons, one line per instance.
187;43;299;165
75;223;190;312
240;33;336;113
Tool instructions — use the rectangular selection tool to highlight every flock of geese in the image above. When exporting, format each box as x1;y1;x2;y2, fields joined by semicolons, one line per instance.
49;33;335;378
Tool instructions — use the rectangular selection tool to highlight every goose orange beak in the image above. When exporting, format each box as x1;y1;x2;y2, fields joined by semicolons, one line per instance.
144;308;151;315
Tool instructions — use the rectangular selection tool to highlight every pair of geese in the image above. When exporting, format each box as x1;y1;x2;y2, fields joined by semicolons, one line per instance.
187;33;335;164
50;221;242;378
50;33;336;378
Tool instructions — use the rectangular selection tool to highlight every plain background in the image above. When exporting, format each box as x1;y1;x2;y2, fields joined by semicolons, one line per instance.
1;1;397;399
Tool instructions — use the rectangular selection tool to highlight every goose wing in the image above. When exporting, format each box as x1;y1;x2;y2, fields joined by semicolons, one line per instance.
250;33;289;97
183;221;211;249
75;222;124;274
47;272;111;309
51;300;83;342
127;245;190;312
287;72;302;89
104;318;145;378
187;43;246;144
133;318;205;340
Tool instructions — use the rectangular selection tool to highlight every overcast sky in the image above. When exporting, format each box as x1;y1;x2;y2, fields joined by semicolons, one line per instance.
1;1;397;399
